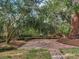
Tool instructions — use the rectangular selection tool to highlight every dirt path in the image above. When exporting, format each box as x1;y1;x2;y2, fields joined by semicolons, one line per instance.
19;39;76;49
19;39;77;59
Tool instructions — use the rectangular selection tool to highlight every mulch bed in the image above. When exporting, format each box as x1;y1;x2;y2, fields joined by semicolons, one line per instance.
57;37;79;46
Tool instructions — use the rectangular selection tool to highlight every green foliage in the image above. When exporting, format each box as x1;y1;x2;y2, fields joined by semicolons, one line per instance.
0;0;38;43
58;21;70;35
64;0;79;12
38;0;71;35
22;27;40;36
0;0;79;41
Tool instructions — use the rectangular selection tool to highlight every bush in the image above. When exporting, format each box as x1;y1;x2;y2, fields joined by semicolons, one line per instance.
18;34;32;41
22;27;41;36
58;21;70;36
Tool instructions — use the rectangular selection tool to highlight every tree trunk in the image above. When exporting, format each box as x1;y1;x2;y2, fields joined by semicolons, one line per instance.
69;11;79;38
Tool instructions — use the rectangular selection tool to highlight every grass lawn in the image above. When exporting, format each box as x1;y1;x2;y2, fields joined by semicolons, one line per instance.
0;49;51;59
60;48;79;59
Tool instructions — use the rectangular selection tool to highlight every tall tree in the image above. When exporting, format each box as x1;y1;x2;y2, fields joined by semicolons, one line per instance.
0;0;38;44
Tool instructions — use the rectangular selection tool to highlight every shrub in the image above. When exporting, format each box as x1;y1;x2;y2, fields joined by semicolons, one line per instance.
58;21;70;36
18;34;32;41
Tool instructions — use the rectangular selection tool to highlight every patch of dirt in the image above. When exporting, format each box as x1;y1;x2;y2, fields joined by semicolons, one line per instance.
10;40;26;48
19;39;77;49
58;38;79;46
19;39;77;59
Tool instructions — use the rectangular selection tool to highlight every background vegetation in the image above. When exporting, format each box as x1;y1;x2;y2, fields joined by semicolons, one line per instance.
0;0;79;43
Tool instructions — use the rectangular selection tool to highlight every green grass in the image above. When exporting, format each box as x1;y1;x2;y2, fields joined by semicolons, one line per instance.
60;48;79;55
0;49;51;59
26;49;51;59
60;48;79;59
